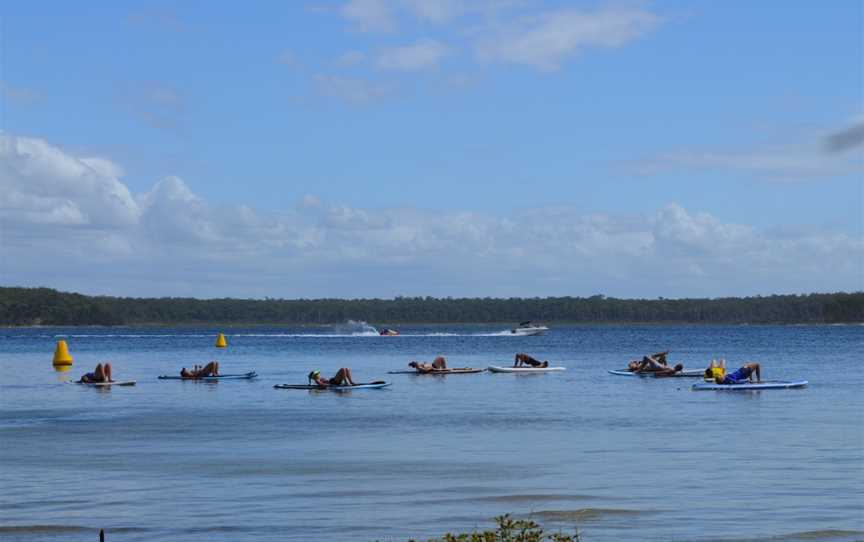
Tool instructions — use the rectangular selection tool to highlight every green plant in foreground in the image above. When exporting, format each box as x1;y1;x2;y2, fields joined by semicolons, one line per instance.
391;514;581;542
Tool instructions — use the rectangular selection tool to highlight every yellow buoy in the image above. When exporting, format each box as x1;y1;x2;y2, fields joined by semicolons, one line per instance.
215;333;228;348
54;364;71;373
53;340;73;366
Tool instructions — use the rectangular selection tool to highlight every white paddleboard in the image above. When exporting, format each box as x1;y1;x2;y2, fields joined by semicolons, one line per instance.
608;369;704;377
488;365;566;373
158;372;257;380
387;368;485;375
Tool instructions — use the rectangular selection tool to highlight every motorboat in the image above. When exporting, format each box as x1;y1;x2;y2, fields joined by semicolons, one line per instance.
510;321;549;336
379;328;399;336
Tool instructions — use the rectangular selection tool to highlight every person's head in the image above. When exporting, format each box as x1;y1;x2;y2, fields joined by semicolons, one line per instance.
308;370;321;382
674;363;683;372
542;361;549;367
408;361;419;369
704;368;714;379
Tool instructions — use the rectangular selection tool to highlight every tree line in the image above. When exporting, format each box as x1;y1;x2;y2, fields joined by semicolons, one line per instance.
1;287;861;326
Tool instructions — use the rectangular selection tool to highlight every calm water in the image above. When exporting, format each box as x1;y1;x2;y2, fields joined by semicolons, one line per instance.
1;324;862;542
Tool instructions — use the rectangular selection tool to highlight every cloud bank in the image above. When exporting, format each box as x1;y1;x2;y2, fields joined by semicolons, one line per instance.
475;6;662;71
1;133;860;298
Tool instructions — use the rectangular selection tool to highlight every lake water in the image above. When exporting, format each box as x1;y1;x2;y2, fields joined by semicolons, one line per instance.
1;324;862;542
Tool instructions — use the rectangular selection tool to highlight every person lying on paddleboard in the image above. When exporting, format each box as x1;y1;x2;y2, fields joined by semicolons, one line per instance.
79;362;113;383
514;353;549;368
627;352;672;372
308;368;357;387
408;356;447;373
180;361;220;378
706;362;761;385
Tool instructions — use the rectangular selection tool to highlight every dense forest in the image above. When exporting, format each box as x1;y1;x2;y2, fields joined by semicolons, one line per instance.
0;287;861;326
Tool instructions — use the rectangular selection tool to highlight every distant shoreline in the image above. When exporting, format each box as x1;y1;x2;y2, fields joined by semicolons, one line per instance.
3;321;863;329
2;287;862;326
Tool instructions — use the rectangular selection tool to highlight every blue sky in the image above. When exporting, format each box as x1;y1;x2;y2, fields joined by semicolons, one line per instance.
1;1;862;299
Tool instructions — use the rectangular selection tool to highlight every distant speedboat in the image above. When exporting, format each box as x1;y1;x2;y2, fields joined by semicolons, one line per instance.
510;321;549;336
379;328;399;336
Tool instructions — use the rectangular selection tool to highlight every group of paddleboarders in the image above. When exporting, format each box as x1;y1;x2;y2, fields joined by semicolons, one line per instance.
400;352;550;373
626;351;764;383
78;360;221;383
79;351;764;387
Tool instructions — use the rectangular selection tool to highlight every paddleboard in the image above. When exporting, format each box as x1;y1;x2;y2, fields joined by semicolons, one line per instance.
488;366;566;373
608;369;704;377
692;380;808;391
273;381;391;390
76;380;136;387
158;372;258;380
387;368;485;375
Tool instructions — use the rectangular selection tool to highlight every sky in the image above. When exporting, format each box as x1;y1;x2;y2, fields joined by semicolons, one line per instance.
0;0;862;299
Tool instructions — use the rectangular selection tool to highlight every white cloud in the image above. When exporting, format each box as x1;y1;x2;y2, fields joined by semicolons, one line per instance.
376;39;449;71
630;144;863;181
312;74;393;104
335;50;367;67
340;0;396;32
401;0;463;23
2;133;861;298
0;133;140;229
475;6;662;71
337;0;526;33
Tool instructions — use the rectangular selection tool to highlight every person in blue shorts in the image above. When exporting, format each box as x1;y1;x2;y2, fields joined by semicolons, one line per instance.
707;362;761;384
79;362;113;383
